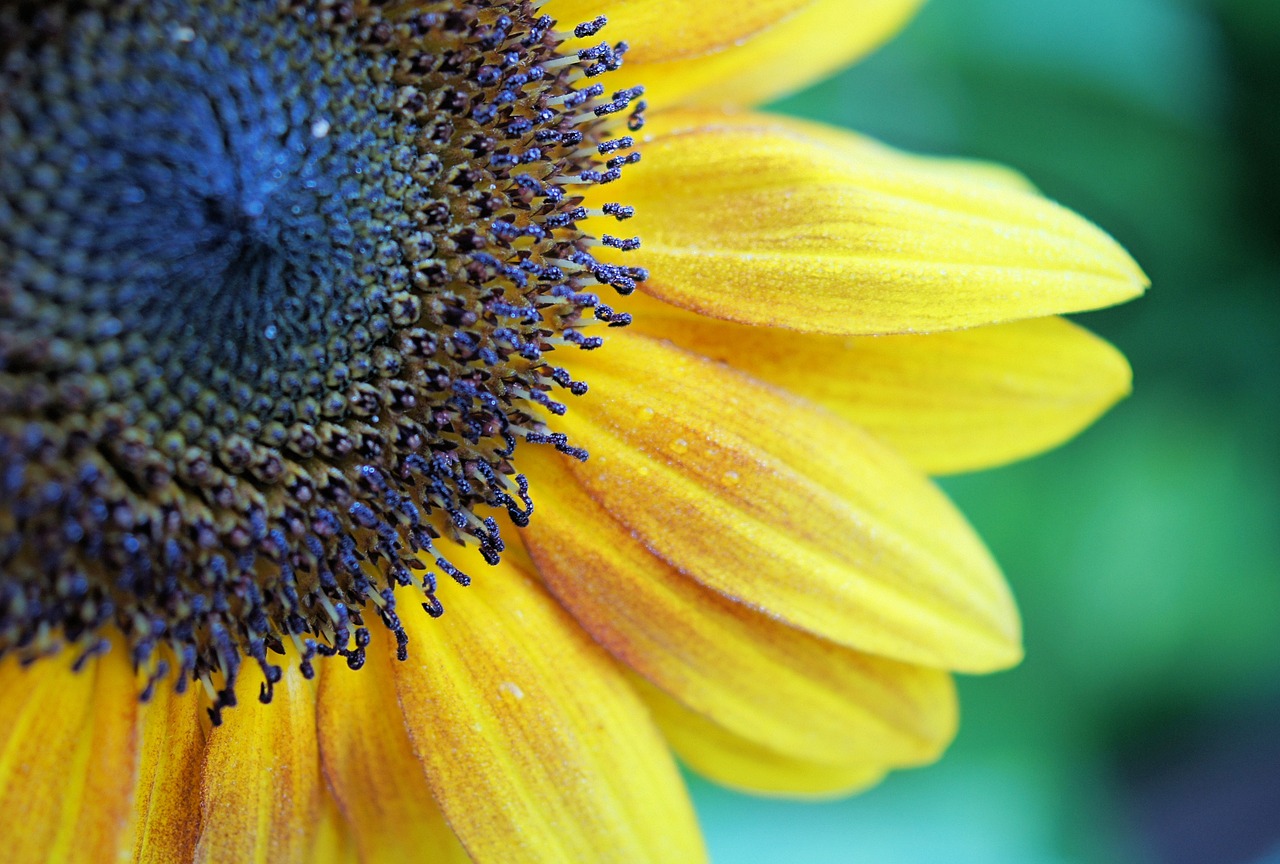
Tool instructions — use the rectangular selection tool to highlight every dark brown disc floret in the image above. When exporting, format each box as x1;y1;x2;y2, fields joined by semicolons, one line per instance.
0;0;646;721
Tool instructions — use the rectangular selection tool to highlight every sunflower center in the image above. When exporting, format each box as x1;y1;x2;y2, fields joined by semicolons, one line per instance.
0;0;644;721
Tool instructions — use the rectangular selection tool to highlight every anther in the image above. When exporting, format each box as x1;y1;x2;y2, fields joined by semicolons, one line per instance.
599;235;642;251
601;203;635;220
574;16;608;38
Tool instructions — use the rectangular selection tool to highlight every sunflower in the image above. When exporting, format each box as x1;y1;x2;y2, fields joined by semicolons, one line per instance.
0;0;1144;861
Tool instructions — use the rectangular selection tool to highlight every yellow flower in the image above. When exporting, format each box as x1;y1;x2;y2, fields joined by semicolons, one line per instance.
0;1;1144;862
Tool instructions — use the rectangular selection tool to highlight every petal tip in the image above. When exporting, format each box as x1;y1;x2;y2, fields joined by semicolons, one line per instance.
1114;247;1151;300
943;587;1024;675
1082;222;1149;307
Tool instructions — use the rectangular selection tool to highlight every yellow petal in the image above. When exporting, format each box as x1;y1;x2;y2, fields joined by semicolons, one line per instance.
195;662;324;864
549;0;922;107
630;298;1133;474
635;677;886;798
758;111;1041;194
393;549;707;864
0;646;140;864
558;330;1021;671
318;628;472;864
130;680;207;864
605;110;1146;335
312;790;361;864
522;450;957;768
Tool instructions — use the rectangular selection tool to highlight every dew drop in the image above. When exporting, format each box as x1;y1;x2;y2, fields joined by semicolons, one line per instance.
668;438;688;455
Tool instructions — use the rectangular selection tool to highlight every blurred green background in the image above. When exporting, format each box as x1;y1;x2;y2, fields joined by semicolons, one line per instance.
687;0;1280;861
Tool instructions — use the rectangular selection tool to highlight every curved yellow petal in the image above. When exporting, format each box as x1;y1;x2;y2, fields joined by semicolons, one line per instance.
630;298;1133;474
522;450;957;768
0;647;140;864
393;549;707;864
318;629;472;864
757;111;1041;194
604;110;1146;335
195;662;324;864
63;650;140;864
549;0;922;108
636;678;886;798
130;681;207;864
558;330;1022;672
312;790;361;864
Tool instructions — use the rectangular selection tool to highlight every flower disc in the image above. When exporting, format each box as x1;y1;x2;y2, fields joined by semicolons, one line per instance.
0;0;645;719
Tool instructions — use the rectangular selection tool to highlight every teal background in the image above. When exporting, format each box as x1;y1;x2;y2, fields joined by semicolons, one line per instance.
688;0;1280;861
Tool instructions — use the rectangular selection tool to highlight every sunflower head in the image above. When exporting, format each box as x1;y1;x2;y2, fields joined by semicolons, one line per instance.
0;1;1151;861
0;0;643;721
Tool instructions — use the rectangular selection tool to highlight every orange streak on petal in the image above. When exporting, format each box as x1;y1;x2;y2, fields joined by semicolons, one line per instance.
130;682;207;864
560;330;1022;672
522;450;957;769
194;663;323;864
318;628;472;864
0;646;140;864
392;551;706;864
66;647;141;864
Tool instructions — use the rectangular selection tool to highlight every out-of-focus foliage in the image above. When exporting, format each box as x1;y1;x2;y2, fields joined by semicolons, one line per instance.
689;1;1280;862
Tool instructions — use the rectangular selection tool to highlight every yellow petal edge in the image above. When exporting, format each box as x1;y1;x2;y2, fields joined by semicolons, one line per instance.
550;0;925;108
394;548;707;864
523;451;958;772
561;330;1023;672
600;110;1148;336
630;296;1134;475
